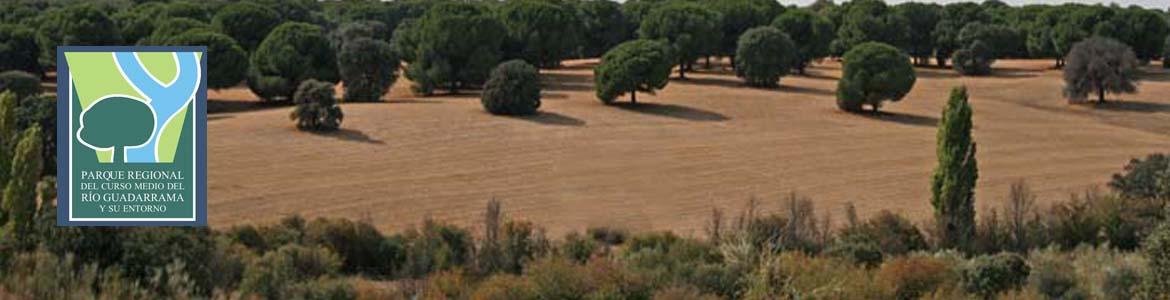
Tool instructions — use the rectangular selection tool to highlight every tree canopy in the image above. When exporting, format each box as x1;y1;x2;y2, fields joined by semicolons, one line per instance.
771;8;835;74
574;0;632;58
734;26;796;87
1062;37;1140;103
594;39;674;104
397;2;507;95
836;42;916;112
165;30;249;90
0;25;41;76
248;22;339;101
212;2;282;52
337;37;398;102
36;4;121;67
638;3;723;79
497;0;580;68
481;60;542;116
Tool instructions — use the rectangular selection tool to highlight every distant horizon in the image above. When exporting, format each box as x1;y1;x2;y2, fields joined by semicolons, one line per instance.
614;0;1168;10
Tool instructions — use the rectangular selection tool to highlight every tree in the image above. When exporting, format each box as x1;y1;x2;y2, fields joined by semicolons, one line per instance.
165;30;249;90
830;0;908;57
0;24;42;76
164;1;211;21
330;21;389;52
836;42;916;112
498;0;579;68
1165;36;1170;69
290;80;342;131
957;22;1023;60
575;0;631;58
398;2;507;95
1109;153;1170;203
1051;21;1088;68
211;2;281;52
933;3;990;67
952;40;995;76
248;22;339;101
638;3;723;79
931;86;977;252
111;2;166;45
36;4;121;67
78;97;155;164
481;60;541;116
734;26;795;87
1062;37;1139;103
1094;7;1169;64
1143;222;1170;299
710;0;781;68
337;38;398;103
136;18;211;46
893;3;941;65
771;9;835;74
594;39;674;104
961;253;1030;300
0;92;17;191
15;95;54;177
2;126;41;239
0;71;41;100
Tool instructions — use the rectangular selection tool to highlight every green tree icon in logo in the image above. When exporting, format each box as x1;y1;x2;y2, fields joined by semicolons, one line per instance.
78;97;155;163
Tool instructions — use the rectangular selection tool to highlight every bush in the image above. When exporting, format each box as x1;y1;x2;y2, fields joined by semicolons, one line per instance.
337;37;398;102
637;2;722;79
961;253;1031;300
118;227;217;293
239;244;344;300
840;210;928;256
878;256;955;300
826;238;884;268
398;2;507;95
587;226;629;246
953;40;996;76
1143;222;1170;299
561;231;600;263
211;2;281;51
1110;153;1170;202
836;42;916;112
1164;36;1169;69
1101;264;1140;300
0;70;40;100
481;60;541;115
290;80;343;131
401;220;474;278
1028;253;1081;300
163;30;248;89
652;285;722;300
1062;37;1139;103
35;4;121;66
0;24;42;75
471;274;535;300
303;218;395;277
249;22;339;101
497;0;580;68
594;39;674;104
525;257;590;299
734;26;795;87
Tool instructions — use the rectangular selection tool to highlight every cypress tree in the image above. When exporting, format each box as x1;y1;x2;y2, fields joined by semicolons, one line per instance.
3;126;42;238
0;92;17;193
931;86;977;252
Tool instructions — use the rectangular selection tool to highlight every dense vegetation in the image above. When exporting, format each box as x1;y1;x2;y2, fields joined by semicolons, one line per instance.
481;60;542;116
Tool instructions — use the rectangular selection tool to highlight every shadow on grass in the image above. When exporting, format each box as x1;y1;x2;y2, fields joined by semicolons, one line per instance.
858;110;939;128
1088;100;1170;113
311;128;384;144
612;102;729;122
207;99;289;114
507;111;586;126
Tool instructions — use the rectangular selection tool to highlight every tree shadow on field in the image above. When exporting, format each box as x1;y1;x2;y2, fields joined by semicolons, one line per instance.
799;70;839;81
858;110;939;128
1088;100;1170;113
541;72;594;92
916;69;960;79
507;111;586;126
384;99;443;104
988;71;1038;78
1141;70;1170;82
777;84;835;97
673;76;743;88
311;128;384;144
613;102;729;122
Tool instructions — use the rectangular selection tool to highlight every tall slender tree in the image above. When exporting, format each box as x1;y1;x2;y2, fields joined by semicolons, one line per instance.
2;126;41;239
931;86;978;253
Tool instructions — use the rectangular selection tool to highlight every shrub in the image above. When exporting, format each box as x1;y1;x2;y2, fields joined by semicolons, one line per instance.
249;22;339;101
401;220;474;278
1028;253;1081;300
637;2;722;79
953;40;996;76
471;274;535;300
771;8;835;74
587;226;628;246
239;244;344;300
961;253;1031;300
1101;264;1140;300
652;285;722;300
398;2;507;95
35;4;121;66
593;39;674;104
1110;153;1170;202
303;218;395;277
561;231;600;263
211;2;281;51
1062;37;1139;103
290;80;343;131
826;238;884;268
836;42;916;112
481;60;541;115
1044;193;1101;250
1;250;99;299
525;257;590;300
878;256;955;300
497;0;580;68
163;30;248;89
932;86;978;252
734;26;795;87
337;37;398;102
0;24;42;75
0;70;40;100
840;210;929;256
709;0;779;65
1142;222;1170;299
118;228;217;293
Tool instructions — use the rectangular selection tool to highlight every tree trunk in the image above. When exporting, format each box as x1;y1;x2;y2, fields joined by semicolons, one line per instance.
113;146;123;164
705;56;711;69
1098;85;1106;103
729;56;736;70
678;61;687;80
630;90;637;104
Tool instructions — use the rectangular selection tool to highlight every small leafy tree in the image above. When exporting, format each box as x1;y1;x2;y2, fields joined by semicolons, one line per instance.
1063;37;1139;103
931;86;978;252
211;2;281;52
248;22;339;101
78;97;155;164
836;42;916;112
497;0;579;68
0;70;41;100
481;60;541;116
961;253;1030;300
1109;153;1170;203
953;40;995;76
638;3;723;79
290;80;343;131
734;26;796;87
594;39;674;104
36;4;121;67
2;126;41;239
0;24;42;76
771;9;835;74
337;37;398;102
164;30;248;90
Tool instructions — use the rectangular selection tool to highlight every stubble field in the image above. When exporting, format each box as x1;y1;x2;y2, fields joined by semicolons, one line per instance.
206;59;1170;237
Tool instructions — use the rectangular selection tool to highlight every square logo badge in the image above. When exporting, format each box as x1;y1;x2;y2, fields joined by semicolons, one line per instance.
57;46;207;226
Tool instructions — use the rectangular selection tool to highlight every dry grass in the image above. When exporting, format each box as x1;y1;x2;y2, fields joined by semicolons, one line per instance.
205;59;1170;237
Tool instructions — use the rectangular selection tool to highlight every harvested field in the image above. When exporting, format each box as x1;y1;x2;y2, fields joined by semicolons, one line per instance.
207;59;1170;237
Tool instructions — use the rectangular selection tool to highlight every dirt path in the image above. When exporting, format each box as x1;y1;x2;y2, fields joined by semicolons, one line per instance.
206;59;1170;237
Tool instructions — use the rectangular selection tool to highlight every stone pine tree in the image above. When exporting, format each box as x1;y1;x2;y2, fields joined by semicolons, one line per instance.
2;126;41;239
637;3;722;80
931;86;978;252
594;39;674;104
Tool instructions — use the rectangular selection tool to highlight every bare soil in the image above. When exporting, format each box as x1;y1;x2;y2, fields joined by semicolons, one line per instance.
206;59;1170;237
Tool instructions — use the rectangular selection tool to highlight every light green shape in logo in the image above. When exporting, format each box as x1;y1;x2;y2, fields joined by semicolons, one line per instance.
157;104;189;162
137;52;179;84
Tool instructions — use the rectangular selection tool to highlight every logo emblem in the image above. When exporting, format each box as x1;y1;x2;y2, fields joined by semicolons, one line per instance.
57;46;207;226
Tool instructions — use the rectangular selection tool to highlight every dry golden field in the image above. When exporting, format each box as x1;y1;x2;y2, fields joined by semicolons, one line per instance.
206;59;1170;237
